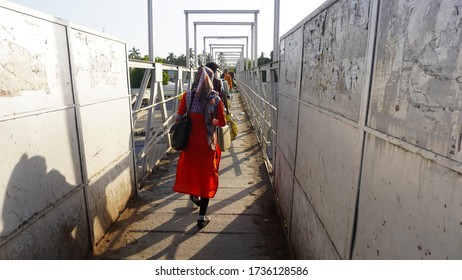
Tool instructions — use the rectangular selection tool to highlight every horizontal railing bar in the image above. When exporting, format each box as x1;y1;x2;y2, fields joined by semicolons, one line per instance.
185;10;259;14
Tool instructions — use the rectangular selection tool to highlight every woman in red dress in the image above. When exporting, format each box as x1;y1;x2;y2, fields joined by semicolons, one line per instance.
173;66;226;229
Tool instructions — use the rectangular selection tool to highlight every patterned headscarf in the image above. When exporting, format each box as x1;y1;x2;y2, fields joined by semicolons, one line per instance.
194;65;214;101
191;65;220;151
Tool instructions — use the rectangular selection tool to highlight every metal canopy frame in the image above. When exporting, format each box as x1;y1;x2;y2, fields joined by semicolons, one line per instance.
209;44;244;63
184;10;259;68
211;46;244;63
203;36;249;65
214;51;242;69
193;21;254;67
209;43;245;57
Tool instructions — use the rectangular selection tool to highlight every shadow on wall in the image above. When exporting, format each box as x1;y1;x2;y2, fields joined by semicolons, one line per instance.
0;154;90;259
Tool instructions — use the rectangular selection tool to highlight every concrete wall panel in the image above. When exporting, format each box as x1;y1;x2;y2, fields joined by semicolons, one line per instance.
1;3;134;258
0;8;73;118
80;98;133;180
88;153;135;243
290;182;340;259
295;104;360;258
0;109;82;240
70;29;129;103
272;0;462;260
369;0;462;161
275;95;299;171
279;27;303;99
354;135;462;259
273;146;294;232
0;189;89;259
301;0;370;122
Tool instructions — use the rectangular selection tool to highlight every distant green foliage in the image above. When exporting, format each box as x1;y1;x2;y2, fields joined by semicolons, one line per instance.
258;52;271;66
130;69;142;88
162;71;169;85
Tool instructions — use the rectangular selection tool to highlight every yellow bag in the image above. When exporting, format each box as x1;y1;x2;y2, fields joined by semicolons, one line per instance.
226;113;238;141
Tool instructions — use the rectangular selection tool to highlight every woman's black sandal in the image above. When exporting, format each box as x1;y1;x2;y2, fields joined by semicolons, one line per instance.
197;216;210;229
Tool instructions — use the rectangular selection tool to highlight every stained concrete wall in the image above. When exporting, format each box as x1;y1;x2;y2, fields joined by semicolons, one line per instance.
275;0;462;259
0;2;135;258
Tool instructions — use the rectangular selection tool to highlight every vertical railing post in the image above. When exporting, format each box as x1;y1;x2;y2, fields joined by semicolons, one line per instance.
254;13;258;68
273;0;280;62
148;0;154;61
194;23;197;67
185;12;190;67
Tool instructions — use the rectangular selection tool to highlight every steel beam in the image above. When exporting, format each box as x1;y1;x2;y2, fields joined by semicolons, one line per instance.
185;10;259;68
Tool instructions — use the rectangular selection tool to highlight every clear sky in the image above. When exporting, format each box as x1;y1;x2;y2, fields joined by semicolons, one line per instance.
7;0;326;58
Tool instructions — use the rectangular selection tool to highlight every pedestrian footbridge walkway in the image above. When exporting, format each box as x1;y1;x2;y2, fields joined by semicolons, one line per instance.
92;92;291;260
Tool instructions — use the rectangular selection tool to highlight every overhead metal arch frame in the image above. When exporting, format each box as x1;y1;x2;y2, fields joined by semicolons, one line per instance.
193;21;255;68
210;46;244;64
184;10;259;68
209;43;245;58
203;36;249;66
184;5;280;68
214;51;243;70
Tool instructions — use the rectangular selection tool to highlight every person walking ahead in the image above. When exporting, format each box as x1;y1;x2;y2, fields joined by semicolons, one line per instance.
223;69;233;91
206;62;230;114
173;66;226;229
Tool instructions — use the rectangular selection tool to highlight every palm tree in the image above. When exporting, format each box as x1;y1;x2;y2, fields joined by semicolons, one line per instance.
128;47;141;59
176;54;187;67
166;52;176;64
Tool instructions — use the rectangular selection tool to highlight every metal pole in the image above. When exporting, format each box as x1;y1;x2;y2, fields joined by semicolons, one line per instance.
273;0;280;61
245;37;248;70
254;12;258;68
251;27;254;66
194;23;197;67
148;0;154;61
203;37;206;64
185;12;189;67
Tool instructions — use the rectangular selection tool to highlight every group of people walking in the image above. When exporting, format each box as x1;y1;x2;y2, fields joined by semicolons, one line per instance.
172;63;234;229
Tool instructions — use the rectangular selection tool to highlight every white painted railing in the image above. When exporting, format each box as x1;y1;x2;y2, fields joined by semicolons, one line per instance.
128;61;196;183
236;62;279;175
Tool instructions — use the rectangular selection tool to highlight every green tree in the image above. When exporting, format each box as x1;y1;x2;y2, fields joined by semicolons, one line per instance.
258;52;271;66
128;47;141;59
176;54;187;67
130;68;145;88
155;57;166;63
162;71;170;85
166;52;176;64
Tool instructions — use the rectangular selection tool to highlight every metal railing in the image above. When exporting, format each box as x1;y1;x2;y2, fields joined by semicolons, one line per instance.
236;62;279;175
129;60;197;184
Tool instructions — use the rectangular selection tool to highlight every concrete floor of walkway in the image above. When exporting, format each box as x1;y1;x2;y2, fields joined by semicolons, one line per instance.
92;91;291;260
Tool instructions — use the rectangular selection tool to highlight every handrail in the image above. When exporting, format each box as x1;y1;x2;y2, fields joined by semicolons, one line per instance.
129;61;196;183
236;62;279;175
132;93;183;114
